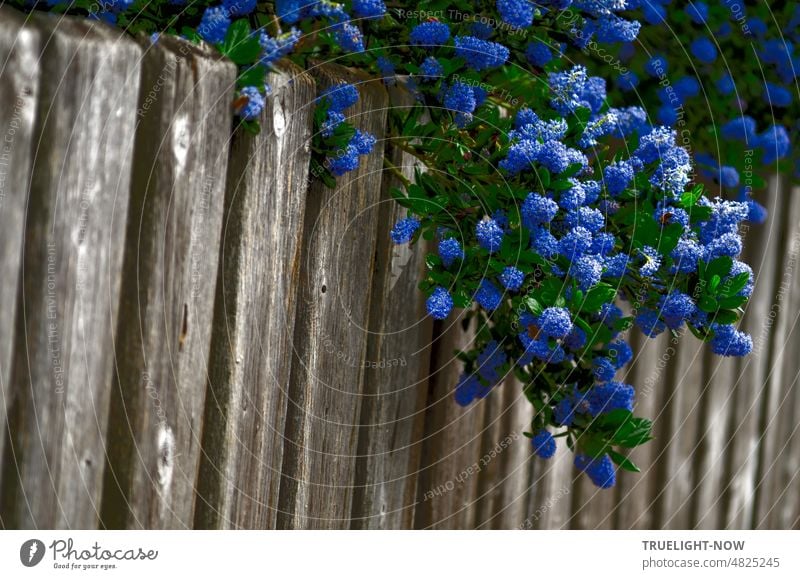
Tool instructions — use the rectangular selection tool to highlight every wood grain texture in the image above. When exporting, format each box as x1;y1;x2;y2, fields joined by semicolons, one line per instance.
474;374;515;529
720;178;781;528
0;7;40;509
767;201;800;528
414;314;486;529
612;331;668;529
350;90;432;530
100;35;236;530
752;183;800;528
193;64;315;530
492;377;533;529
526;426;573;530
276;64;388;529
0;14;140;529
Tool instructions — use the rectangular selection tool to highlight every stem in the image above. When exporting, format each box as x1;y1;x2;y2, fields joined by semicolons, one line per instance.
383;157;411;187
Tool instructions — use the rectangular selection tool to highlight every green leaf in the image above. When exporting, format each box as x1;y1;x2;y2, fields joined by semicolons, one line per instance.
581;435;610;460
719;272;750;298
712;309;739;325
581;284;617;313
717;295;747;309
237;65;267;88
698;295;718;313
220;19;262;65
608;450;641;473
425;253;442;269
704;256;733;281
524;295;544;316
596;409;633;429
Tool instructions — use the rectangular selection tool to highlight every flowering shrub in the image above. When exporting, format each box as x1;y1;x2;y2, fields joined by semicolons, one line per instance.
558;1;798;223
15;1;760;489
391;63;754;486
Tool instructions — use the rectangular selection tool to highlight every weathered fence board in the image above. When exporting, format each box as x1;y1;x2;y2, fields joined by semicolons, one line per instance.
350;113;433;529
752;185;800;528
414;314;486;529
660;337;704;529
276;66;388;529
0;7;40;506
474;373;514;529
0;14;140;528
492;378;533;529
768;231;800;528
100;35;236;530
612;331;668;529
720;178;781;528
526;426;572;529
194;64;315;530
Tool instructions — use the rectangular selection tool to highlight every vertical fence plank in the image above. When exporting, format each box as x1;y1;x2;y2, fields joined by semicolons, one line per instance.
646;336;701;528
613;331;669;529
720;178;781;528
687;348;736;529
414;314;486;529
350;91;432;530
492;378;534;529
474;376;514;529
752;184;800;528
100;36;235;529
0;15;140;528
525;427;573;529
0;7;40;505
767;214;800;528
193;64;315;529
276;65;387;529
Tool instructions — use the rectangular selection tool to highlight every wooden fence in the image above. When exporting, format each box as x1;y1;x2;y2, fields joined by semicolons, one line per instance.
0;9;798;530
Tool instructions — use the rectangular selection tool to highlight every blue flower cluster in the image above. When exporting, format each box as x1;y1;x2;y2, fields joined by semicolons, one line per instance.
390;60;755;488
317;83;377;176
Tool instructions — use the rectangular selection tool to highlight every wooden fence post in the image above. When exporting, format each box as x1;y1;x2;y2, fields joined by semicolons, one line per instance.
0;14;141;528
0;7;40;505
414;314;486;529
350;88;432;530
720;178;782;528
752;184;800;528
276;64;388;529
765;199;800;528
193;64;315;529
612;332;670;529
491;378;534;529
475;376;532;529
100;35;236;529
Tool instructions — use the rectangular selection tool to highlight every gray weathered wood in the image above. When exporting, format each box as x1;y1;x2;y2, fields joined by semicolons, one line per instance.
414;313;486;529
100;35;236;529
767;217;800;528
752;183;800;528
276;65;387;529
0;14;140;528
525;426;573;529
612;331;666;529
193;64;315;530
645;335;701;528
474;374;515;529
719;178;781;528
350;92;432;530
0;7;40;506
492;377;534;529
